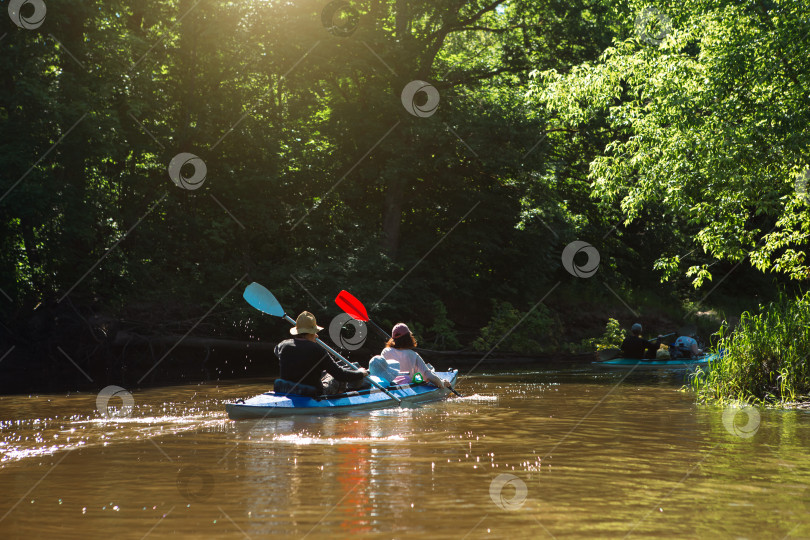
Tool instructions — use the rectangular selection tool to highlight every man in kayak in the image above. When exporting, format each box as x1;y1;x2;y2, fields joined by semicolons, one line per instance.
274;311;368;396
380;323;452;388
621;323;664;359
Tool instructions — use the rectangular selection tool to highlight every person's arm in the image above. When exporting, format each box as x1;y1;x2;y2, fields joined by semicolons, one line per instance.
412;351;450;388
691;342;702;355
321;353;366;382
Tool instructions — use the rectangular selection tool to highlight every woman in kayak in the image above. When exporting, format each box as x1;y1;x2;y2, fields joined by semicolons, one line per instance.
380;323;452;388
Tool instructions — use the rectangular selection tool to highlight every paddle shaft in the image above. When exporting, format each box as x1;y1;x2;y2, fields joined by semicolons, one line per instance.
365;319;390;341
281;314;402;404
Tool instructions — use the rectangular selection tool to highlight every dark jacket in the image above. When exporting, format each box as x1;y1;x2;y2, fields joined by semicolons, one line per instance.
620;335;657;359
274;337;364;391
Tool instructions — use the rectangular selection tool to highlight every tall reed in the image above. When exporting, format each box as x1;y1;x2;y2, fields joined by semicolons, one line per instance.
692;292;810;404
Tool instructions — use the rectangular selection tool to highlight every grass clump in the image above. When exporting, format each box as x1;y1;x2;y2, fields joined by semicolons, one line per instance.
692;292;810;404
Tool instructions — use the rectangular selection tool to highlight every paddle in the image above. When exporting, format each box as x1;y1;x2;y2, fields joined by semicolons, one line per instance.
335;289;463;397
596;332;677;362
243;282;402;404
334;290;389;339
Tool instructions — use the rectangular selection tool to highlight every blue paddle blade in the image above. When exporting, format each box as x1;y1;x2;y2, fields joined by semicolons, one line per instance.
243;282;285;317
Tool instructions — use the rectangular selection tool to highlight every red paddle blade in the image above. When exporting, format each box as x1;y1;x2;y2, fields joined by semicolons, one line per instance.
335;290;370;322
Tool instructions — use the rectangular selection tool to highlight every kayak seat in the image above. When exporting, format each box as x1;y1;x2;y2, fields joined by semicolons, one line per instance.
272;378;321;398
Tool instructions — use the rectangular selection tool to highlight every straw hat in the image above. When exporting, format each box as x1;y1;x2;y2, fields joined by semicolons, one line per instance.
290;311;324;335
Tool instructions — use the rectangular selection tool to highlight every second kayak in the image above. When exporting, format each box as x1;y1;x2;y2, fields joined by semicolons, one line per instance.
592;354;718;371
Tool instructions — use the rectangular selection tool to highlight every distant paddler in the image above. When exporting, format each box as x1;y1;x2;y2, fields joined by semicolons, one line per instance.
620;323;665;360
668;333;703;359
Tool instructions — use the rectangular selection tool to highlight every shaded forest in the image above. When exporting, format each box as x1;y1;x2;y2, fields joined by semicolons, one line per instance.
1;0;806;392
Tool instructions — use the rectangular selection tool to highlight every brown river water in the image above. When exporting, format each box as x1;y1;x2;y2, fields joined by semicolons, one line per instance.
1;367;809;539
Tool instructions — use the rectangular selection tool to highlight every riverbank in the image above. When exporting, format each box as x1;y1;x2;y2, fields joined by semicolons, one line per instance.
0;338;597;395
0;283;771;395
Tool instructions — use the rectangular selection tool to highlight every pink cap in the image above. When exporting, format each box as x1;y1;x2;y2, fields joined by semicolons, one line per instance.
392;323;410;339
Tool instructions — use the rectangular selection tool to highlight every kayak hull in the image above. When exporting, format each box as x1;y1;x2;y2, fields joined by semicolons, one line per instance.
592;354;718;371
226;370;458;419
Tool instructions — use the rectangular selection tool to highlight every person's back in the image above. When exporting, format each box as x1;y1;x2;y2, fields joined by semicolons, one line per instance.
620;323;662;359
276;337;329;387
274;311;366;395
381;347;423;379
672;335;701;358
620;334;648;359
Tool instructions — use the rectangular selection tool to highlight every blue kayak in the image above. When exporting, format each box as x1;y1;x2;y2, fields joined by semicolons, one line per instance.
592;354;718;371
226;370;459;419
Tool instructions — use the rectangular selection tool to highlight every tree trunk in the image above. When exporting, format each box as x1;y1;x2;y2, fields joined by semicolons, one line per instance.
56;9;92;291
380;0;412;259
382;176;406;257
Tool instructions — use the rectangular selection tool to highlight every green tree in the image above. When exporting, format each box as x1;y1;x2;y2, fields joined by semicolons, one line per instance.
531;0;810;286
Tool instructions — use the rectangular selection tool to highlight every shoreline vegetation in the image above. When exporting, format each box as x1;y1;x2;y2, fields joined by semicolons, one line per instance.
692;293;810;408
0;281;736;395
1;284;807;401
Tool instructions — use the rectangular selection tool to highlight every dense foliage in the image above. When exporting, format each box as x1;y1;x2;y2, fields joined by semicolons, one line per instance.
472;299;558;354
1;1;623;317
0;0;805;390
586;317;624;351
531;0;810;287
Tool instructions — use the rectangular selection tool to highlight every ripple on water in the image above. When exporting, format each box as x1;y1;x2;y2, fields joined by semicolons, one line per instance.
0;393;231;466
457;393;498;402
